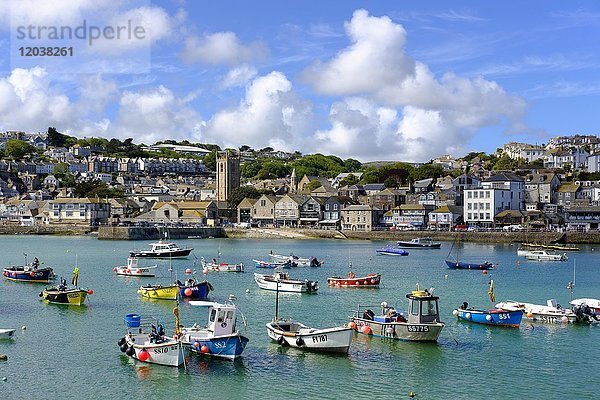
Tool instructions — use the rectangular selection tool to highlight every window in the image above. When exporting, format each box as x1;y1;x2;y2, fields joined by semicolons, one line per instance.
474;192;478;198
480;191;484;198
467;192;472;199
325;204;330;211
480;213;484;219
421;300;438;316
260;200;266;207
66;211;73;217
467;203;472;210
468;213;472;219
473;203;478;210
486;203;490;210
411;299;419;315
486;213;490;219
486;191;490;198
334;204;338;210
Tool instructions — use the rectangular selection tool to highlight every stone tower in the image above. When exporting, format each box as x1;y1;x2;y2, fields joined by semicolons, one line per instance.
216;150;241;202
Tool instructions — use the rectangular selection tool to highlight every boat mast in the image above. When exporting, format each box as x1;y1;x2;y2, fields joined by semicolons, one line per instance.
275;279;280;320
567;258;575;301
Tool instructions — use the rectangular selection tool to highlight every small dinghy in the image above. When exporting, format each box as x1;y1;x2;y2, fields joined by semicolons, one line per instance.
376;246;409;256
40;269;92;306
254;270;318;293
138;284;179;300
201;257;244;273
0;328;16;339
327;272;381;288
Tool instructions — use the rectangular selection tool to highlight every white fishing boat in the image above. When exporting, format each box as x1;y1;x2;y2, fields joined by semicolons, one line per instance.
266;280;352;353
254;271;318;293
516;247;537;257
180;295;249;360
118;311;187;367
200;257;244;273
495;299;577;323
396;237;441;249
0;328;16;339
524;250;568;261
113;258;158;277
349;286;445;342
129;239;193;258
269;251;323;267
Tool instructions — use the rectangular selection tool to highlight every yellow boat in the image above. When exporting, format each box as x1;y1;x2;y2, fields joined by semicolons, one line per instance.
138;284;179;300
40;287;90;305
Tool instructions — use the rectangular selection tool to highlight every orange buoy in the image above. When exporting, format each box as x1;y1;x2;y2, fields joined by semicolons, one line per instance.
348;321;357;330
138;349;150;361
184;288;193;297
200;345;210;354
360;325;372;335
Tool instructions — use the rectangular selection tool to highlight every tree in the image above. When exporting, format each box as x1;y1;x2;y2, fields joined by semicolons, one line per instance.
228;186;261;209
5;139;35;159
344;158;362;172
203;150;217;172
47;127;67;147
304;180;323;192
339;174;360;187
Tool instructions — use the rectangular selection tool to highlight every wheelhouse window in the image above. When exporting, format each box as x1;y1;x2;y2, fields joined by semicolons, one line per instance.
421;300;438;316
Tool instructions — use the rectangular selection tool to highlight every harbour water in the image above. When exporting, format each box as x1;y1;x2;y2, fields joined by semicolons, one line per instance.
1;236;599;399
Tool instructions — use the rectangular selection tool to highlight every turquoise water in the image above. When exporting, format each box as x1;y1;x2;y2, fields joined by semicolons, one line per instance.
1;236;599;399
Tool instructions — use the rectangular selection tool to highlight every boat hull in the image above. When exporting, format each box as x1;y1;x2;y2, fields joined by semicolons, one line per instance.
185;334;249;360
42;288;88;305
455;309;523;327
445;260;494;270
350;317;444;341
114;266;157;277
138;285;179;300
266;321;352;353
327;274;381;288
125;334;186;367
376;248;409;256
3;267;55;283
254;260;293;269
179;281;211;300
396;242;441;249
0;328;16;339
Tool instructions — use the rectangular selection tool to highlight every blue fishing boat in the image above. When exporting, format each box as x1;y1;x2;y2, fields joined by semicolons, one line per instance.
376;246;409;256
181;295;249;360
453;305;523;327
177;278;212;300
3;257;56;283
452;280;522;327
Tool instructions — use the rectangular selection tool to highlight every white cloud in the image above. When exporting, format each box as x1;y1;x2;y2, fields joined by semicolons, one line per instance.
203;71;312;150
221;64;258;88
302;9;527;161
180;32;268;66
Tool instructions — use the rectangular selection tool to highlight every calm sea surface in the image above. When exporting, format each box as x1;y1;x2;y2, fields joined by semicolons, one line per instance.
1;235;599;399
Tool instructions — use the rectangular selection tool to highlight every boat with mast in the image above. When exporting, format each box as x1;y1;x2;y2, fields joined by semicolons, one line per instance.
445;233;494;270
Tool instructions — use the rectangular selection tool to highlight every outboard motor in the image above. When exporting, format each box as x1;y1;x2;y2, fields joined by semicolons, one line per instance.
460;302;469;310
363;309;375;321
305;280;319;293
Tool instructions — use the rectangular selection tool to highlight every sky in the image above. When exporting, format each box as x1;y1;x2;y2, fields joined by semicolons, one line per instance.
1;0;600;162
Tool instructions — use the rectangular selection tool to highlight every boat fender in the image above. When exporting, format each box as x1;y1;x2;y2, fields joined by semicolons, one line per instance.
117;337;126;346
125;346;135;356
221;322;227;328
38;292;43;297
119;343;129;353
296;337;304;347
277;336;287;346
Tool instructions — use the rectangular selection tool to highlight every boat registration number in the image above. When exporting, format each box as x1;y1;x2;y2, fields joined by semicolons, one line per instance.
312;335;327;343
153;346;176;354
497;313;511;320
407;325;429;332
67;293;80;298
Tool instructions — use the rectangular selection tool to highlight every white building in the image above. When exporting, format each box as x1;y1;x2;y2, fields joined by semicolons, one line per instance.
503;142;546;163
463;173;524;226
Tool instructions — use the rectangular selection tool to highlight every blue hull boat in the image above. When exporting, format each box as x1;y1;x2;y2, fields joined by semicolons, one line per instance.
189;335;249;360
445;260;494;270
454;308;523;327
376;247;409;256
3;266;56;283
178;280;212;300
253;260;293;269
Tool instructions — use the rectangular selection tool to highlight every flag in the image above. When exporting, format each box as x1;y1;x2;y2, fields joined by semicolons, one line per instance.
72;267;79;286
488;280;495;303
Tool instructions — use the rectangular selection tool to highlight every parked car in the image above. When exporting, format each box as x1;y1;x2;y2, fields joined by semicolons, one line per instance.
502;224;523;232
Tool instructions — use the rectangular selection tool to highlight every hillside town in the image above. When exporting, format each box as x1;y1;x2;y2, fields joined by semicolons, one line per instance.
1;129;600;233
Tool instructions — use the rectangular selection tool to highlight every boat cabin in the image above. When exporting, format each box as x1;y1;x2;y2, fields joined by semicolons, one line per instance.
191;301;238;336
150;241;179;252
127;257;139;268
406;289;441;324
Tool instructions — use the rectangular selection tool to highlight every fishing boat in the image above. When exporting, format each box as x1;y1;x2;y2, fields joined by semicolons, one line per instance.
375;246;409;256
495;299;577;323
118;311;187;367
453;280;522;327
266;280;352;353
516;247;536;257
113;257;157;277
396;237;441;249
3;256;56;283
445;233;494;269
570;299;600;323
524;250;568;262
254;270;318;293
129;239;193;258
40;268;92;306
521;233;579;252
201;257;244;272
253;259;295;269
349;285;445;341
570;298;600;314
138;284;179;300
269;252;323;267
181;295;249;360
327;272;381;288
176;278;212;300
0;328;16;339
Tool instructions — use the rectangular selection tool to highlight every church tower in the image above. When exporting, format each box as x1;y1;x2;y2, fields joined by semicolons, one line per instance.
216;151;241;202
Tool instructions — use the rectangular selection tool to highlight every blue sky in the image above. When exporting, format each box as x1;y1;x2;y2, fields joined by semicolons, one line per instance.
1;1;600;162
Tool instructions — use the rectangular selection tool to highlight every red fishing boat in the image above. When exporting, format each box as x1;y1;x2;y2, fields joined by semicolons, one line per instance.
327;271;381;288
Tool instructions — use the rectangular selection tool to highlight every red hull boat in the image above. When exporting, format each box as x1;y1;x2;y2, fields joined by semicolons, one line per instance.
327;272;381;288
